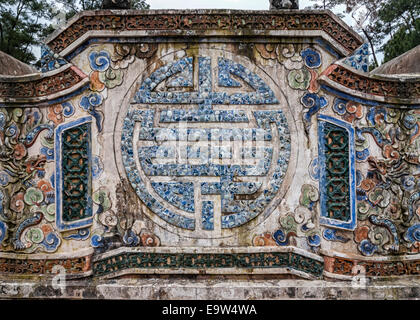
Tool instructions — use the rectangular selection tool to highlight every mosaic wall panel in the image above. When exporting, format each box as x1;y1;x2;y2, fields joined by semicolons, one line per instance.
55;117;93;232
318;115;356;230
121;53;292;239
0;8;419;283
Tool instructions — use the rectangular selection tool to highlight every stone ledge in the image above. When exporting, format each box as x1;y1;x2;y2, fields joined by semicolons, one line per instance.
1;278;420;300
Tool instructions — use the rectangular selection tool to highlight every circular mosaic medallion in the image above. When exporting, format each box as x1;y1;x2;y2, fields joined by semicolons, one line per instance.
120;52;292;238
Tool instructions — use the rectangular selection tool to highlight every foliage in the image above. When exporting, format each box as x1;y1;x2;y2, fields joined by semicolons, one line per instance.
375;0;420;62
55;0;150;21
0;0;150;66
0;0;55;64
309;0;420;65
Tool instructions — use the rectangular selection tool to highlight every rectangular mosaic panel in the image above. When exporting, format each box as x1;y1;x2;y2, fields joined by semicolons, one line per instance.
318;115;356;230
55;117;93;231
92;252;324;278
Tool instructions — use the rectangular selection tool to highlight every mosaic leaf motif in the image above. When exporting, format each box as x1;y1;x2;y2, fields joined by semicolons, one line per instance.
122;55;291;235
253;184;321;252
81;48;133;133
90;186;160;250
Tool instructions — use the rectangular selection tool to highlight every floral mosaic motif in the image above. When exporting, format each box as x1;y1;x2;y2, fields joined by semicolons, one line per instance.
301;93;328;133
0;107;61;253
322;228;350;243
92;156;104;180
309;157;320;181
253;184;321;252
47;102;75;126
354;108;420;256
112;43;157;69
342;43;370;73
63;228;90;241
80;45;156;132
91;185;160;252
124;55;291;233
79;92;104;132
257;44;329;135
332;98;364;124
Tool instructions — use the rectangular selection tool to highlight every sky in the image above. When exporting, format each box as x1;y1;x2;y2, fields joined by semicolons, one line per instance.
148;0;311;10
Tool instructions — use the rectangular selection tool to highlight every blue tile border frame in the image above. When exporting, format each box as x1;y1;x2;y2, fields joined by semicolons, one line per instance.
55;116;93;232
318;114;356;231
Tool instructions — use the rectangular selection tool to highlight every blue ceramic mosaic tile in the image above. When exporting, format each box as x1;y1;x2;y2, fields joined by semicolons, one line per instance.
122;56;291;230
202;201;214;230
40;45;68;73
152;182;195;213
343;43;370;73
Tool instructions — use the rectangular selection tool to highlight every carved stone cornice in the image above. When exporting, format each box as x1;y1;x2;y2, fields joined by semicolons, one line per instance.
0;65;88;104
45;10;363;56
319;63;420;105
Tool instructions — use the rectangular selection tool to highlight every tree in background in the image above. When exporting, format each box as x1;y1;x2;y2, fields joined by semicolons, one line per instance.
55;0;149;21
0;0;149;66
309;0;420;66
375;0;420;63
0;0;55;64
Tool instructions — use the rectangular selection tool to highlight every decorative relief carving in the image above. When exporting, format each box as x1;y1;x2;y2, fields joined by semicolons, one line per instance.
325;256;420;277
329;99;420;257
253;184;321;251
92;251;324;278
0;67;85;99
47;13;362;54
324;64;420;99
55;117;93;233
0;107;62;253
270;0;299;10
90;183;160;252
318;115;356;231
256;44;327;134
0;255;91;275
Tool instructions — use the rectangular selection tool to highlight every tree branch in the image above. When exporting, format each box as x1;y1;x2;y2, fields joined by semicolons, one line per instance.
7;0;25;53
362;28;379;67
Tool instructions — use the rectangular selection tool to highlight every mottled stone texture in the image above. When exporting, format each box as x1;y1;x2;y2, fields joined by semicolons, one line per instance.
0;51;36;76
0;9;419;299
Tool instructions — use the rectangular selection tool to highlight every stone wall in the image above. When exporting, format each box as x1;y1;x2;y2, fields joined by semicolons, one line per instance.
0;9;419;299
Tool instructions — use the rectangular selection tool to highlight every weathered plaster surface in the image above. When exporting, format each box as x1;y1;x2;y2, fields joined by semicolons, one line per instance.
0;9;419;299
